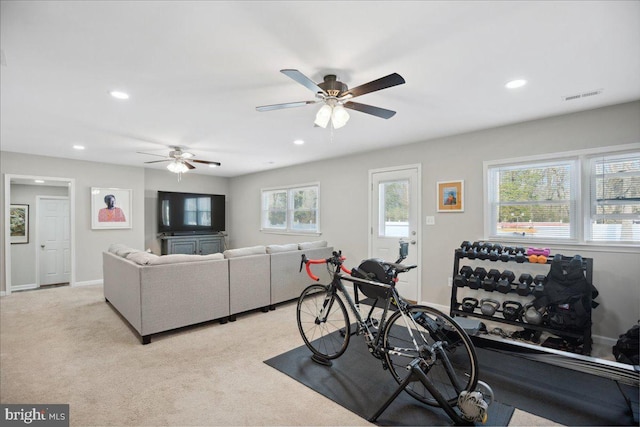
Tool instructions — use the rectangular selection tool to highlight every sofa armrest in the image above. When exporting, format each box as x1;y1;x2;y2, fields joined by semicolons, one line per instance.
103;251;143;334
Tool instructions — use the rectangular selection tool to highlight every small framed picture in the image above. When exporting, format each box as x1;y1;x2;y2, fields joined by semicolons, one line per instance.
10;204;29;244
437;180;464;212
91;188;132;229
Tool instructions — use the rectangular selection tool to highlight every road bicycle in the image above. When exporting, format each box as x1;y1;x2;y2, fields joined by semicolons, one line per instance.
296;242;492;424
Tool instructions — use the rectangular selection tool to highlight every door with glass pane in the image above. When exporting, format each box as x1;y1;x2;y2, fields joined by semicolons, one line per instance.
370;166;420;302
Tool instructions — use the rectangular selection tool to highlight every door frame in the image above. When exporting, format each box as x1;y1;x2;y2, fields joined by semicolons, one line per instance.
36;195;71;287
3;174;76;295
368;164;422;303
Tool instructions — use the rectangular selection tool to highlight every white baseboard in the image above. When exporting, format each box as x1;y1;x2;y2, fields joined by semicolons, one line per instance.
11;283;38;292
0;291;5;297
74;279;103;287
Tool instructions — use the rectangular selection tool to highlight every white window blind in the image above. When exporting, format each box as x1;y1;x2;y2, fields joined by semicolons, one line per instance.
487;160;577;241
589;153;640;243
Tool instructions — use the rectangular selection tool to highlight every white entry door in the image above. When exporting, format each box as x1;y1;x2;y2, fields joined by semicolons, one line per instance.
38;197;71;286
370;166;421;302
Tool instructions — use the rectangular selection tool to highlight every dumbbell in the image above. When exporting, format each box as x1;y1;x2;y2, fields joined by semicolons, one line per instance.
514;247;527;263
454;265;474;287
532;274;547;298
466;241;481;260
517;273;533;296
528;254;548;264
468;267;487;290
478;243;492;260
457;241;472;258
461;297;479;313
499;246;512;262
482;269;500;292
488;243;502;261
496;270;515;293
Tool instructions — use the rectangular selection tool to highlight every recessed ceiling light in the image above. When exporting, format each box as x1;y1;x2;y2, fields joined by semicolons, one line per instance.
505;79;527;89
34;180;45;184
293;139;305;145
109;90;130;100
73;145;85;150
208;164;218;168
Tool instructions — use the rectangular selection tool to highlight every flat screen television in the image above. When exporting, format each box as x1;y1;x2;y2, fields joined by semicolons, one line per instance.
158;191;225;234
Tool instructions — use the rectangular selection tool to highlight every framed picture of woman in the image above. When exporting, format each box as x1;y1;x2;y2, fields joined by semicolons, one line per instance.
91;187;132;229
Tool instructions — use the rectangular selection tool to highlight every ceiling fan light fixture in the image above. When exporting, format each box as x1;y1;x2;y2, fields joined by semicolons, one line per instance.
167;160;189;173
331;104;350;129
314;104;332;128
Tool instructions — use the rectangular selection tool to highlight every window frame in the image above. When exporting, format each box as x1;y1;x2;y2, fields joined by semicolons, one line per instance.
484;143;640;247
260;182;321;235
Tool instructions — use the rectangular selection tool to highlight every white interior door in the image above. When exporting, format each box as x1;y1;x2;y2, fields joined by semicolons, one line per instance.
370;166;421;302
38;197;71;286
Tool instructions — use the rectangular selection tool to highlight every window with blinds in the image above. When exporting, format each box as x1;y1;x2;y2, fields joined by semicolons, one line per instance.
589;153;640;243
487;160;578;241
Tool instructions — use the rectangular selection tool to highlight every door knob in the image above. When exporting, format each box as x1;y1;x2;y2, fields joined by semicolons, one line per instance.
411;240;416;245
41;244;45;248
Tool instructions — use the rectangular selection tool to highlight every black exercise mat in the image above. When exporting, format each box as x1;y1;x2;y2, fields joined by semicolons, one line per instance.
265;338;514;426
475;347;637;426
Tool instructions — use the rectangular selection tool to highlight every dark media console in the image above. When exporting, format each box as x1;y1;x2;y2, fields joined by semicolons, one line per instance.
160;234;225;255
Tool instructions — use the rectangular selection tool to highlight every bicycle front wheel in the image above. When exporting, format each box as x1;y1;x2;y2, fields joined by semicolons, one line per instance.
383;305;478;407
296;284;350;360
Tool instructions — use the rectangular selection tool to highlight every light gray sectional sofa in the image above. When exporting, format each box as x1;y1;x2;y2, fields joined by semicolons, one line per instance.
103;241;332;344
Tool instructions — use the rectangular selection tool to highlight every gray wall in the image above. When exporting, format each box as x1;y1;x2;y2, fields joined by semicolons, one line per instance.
10;184;69;286
1;101;639;343
229;101;640;342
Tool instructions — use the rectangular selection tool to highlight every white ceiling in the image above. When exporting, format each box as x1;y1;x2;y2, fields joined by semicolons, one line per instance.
1;1;639;178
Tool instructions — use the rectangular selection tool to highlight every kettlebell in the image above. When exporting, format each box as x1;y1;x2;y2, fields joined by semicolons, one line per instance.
461;297;479;313
524;303;543;325
502;300;523;321
480;298;500;316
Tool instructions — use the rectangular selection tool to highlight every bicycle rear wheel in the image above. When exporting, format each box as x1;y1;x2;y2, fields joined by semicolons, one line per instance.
383;305;478;407
296;284;350;360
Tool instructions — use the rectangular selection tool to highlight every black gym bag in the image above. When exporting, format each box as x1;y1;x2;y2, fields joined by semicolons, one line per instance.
351;258;394;299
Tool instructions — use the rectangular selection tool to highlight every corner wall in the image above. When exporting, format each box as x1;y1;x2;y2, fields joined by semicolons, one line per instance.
229;101;640;342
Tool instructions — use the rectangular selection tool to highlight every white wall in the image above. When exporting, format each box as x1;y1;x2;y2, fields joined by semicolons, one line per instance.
229;101;640;342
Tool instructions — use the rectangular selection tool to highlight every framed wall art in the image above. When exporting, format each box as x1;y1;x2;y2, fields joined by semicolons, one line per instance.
91;187;132;229
437;180;464;212
10;204;29;244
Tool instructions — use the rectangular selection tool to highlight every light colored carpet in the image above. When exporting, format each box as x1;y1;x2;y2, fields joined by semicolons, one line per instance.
0;285;560;426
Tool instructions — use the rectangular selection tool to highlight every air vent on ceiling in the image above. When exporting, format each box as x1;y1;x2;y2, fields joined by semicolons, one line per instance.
562;89;603;101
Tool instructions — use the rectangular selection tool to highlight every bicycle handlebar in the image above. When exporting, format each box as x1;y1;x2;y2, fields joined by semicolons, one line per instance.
300;253;351;281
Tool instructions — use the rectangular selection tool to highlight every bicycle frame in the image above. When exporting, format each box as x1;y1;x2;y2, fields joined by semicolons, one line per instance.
311;257;431;361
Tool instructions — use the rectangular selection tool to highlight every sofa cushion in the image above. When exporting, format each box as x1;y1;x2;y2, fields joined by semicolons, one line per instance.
266;243;299;254
223;245;267;259
148;253;225;265
298;240;328;250
116;247;138;258
108;243;128;254
126;251;160;265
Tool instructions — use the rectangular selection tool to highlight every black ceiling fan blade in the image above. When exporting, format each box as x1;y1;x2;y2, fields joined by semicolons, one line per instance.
192;159;222;167
343;102;397;119
256;100;318;112
144;159;171;164
340;73;405;99
184;161;196;170
281;69;328;95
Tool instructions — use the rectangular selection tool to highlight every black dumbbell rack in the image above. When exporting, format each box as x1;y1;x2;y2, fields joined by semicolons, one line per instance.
450;243;594;355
